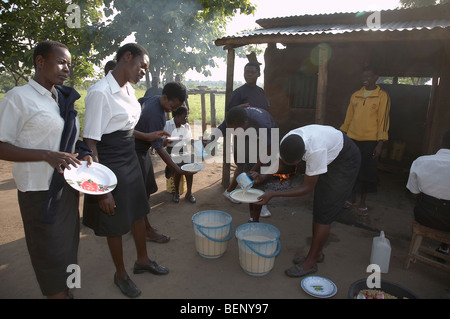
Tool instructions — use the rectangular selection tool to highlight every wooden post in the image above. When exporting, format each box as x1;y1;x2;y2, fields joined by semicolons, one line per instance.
424;76;439;154
222;47;235;188
201;93;206;134
210;93;216;128
315;43;329;124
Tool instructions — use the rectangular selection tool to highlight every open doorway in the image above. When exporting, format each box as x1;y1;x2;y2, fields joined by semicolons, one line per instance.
378;76;435;172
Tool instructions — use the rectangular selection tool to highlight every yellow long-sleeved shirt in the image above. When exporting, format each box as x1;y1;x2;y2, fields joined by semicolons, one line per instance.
340;85;390;141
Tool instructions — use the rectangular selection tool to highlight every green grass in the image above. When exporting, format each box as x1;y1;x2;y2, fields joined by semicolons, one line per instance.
1;87;226;134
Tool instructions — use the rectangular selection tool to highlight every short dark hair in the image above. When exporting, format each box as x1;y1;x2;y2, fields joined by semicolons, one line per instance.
116;43;149;62
162;82;186;103
226;107;248;127
172;105;188;118
104;60;116;73
442;129;450;149
33;40;68;68
245;62;260;74
280;134;305;164
363;65;378;75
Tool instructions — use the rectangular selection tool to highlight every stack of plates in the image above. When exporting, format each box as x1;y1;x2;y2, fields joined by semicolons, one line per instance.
301;276;337;298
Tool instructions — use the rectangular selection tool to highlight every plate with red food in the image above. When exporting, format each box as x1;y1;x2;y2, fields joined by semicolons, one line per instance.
64;161;117;195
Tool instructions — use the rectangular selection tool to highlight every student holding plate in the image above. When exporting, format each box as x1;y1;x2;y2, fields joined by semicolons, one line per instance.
0;41;92;299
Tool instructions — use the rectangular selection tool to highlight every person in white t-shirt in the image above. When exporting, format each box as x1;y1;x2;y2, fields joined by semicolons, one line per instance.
406;129;450;255
163;106;196;203
252;125;361;277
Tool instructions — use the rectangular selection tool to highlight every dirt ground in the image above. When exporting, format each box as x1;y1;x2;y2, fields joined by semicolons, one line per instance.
0;151;449;300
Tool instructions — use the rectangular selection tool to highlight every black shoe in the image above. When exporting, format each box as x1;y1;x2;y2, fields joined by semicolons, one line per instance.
186;194;196;203
172;193;180;203
133;261;169;275
114;273;141;298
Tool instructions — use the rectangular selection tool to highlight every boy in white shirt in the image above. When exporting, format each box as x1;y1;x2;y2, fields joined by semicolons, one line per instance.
163;106;196;203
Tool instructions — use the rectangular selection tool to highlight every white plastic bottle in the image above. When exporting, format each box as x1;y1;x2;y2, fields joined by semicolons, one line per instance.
370;231;391;273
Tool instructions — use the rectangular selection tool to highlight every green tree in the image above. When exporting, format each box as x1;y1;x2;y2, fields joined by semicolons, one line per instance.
0;0;110;86
104;0;256;85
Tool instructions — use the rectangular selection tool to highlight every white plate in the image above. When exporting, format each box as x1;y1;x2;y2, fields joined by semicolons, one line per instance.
181;163;205;173
301;276;337;298
166;136;183;141
64;161;117;195
230;188;264;203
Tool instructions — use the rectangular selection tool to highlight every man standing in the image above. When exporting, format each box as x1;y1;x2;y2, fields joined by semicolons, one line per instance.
340;66;390;216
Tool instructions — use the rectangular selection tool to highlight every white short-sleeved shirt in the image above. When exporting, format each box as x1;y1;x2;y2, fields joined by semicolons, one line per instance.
281;125;343;176
406;149;450;200
0;79;65;191
163;118;192;150
83;72;141;140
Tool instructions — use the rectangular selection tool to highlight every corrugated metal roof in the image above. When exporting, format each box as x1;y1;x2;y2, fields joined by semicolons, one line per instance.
216;3;450;45
234;19;450;38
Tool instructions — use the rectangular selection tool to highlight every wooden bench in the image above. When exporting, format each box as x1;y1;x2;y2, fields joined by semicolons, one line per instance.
404;221;450;273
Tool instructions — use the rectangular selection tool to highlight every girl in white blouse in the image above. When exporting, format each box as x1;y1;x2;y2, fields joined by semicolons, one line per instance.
82;43;168;298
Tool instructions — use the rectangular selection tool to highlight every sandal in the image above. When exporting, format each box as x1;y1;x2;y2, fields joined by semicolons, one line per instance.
344;201;357;209
357;207;368;216
285;263;318;278
146;233;170;243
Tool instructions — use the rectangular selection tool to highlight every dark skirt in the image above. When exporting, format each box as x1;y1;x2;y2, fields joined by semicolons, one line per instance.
135;140;158;196
18;184;80;296
414;194;450;232
313;133;361;225
352;140;378;193
83;130;150;237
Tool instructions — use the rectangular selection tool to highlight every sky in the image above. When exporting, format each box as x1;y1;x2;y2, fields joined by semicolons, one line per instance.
184;0;402;82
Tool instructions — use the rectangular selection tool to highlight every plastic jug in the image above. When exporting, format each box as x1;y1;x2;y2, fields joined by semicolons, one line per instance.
370;231;391;273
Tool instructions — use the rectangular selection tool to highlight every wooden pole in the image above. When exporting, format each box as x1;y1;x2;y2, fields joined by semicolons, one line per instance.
424;76;439;154
222;47;235;188
315;43;329;124
201;93;206;134
210;93;216;128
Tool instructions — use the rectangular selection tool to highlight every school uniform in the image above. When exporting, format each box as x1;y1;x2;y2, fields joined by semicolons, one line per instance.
82;72;149;237
406;149;450;232
0;79;85;296
282;125;361;225
163;118;192;164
